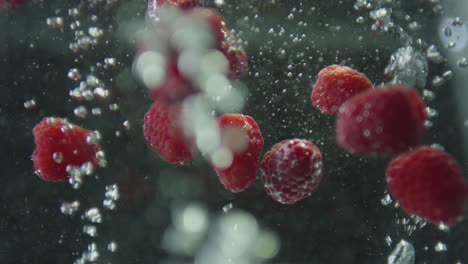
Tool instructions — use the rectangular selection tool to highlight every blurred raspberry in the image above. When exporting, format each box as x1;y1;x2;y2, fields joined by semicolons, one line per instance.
0;0;30;11
336;85;426;157
386;146;467;225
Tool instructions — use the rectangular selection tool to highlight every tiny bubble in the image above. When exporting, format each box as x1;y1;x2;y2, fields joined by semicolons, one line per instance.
223;203;233;213
83;225;98;237
107;241;118;252
53;152;64;164
434;241;447;252
24;99;37;110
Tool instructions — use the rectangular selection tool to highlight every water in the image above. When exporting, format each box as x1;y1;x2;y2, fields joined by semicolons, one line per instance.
3;0;468;263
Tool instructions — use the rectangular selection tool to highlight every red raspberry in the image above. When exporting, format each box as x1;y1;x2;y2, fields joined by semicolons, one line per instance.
143;101;196;165
336;85;426;157
0;0;29;11
214;114;264;193
261;139;323;204
220;30;249;79
386;146;467;225
311;65;374;115
32;118;101;182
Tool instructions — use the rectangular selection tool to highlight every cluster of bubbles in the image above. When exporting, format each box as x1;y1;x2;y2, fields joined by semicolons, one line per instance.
41;1;126;263
160;203;280;264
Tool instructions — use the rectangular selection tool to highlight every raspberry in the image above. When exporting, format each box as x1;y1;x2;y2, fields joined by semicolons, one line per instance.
386;146;467;225
220;31;249;79
336;85;426;157
32;117;101;182
0;0;29;11
214;114;264;193
311;65;374;115
143;101;196;165
261;139;323;204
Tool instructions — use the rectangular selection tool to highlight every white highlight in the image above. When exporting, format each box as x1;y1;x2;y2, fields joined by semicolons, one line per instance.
134;51;166;88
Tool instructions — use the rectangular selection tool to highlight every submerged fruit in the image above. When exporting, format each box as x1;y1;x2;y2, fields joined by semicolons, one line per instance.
336;85;426;157
386;146;467;225
261;139;323;204
311;65;374;115
213;114;264;193
143;101;196;165
32;117;101;182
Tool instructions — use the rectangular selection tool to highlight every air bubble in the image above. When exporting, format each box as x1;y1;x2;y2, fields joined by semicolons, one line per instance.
437;223;450;232
104;57;116;66
443;27;452;37
74;106;88;119
457;57;468;68
388;240;415;264
84;207;102;223
107;241;118;252
83;225;98;237
80;162;94;176
385;236;393;246
96;151;107;168
53;152;64;164
109;103;119;111
434;241;447;252
88;27;103;38
84;243;99;261
60;201;80;215
67;165;83;189
426;45;443;64
68;8;79;17
381;193;393;206
223;203;233;213
123;120;131;130
93;87;109;99
432;76;444;87
442;70;453;80
425;107;438;118
103;199;116;210
87;131;102;145
452;17;463;26
23;99;37;110
91;108;102;115
70;20;81;30
46;17;64;29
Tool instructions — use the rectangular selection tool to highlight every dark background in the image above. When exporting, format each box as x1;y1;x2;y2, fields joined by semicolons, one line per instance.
1;0;467;263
